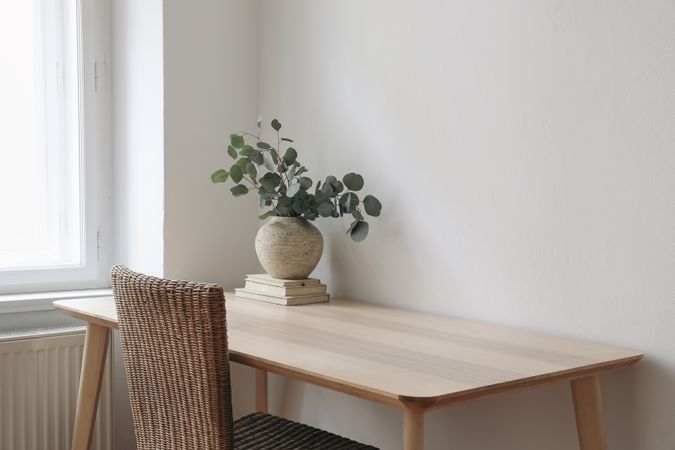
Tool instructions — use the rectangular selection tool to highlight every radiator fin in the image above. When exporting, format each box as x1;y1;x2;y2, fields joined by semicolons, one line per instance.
0;332;112;450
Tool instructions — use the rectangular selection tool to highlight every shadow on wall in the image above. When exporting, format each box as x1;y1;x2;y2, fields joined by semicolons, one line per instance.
323;215;448;311
426;366;663;450
604;358;675;450
276;365;655;450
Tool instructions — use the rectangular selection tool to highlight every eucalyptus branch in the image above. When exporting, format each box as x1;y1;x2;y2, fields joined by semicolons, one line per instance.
239;174;262;192
213;118;382;241
276;129;291;186
239;131;261;141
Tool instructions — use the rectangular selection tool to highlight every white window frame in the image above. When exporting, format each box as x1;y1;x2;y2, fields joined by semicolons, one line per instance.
0;0;111;294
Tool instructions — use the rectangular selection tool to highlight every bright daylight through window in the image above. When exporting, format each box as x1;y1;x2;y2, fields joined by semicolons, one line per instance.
0;0;110;294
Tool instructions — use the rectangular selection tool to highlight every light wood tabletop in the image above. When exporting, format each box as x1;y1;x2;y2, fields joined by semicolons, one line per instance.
54;293;642;450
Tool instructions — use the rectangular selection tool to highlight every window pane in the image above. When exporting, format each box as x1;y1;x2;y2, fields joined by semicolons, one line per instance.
0;0;82;270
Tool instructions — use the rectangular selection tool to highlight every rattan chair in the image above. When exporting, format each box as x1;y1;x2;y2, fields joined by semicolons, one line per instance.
111;265;377;450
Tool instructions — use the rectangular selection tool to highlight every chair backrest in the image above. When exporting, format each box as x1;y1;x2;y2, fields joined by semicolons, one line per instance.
111;265;234;450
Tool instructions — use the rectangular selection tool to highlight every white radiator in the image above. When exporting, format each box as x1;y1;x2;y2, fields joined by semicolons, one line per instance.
0;326;112;450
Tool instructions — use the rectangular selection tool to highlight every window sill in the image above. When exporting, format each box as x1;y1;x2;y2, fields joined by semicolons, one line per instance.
0;288;112;314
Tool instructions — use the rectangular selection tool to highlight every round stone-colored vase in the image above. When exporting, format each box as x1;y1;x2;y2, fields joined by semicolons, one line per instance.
254;217;323;279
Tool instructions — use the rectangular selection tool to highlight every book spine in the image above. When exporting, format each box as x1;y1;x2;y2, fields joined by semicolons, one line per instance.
235;288;329;306
245;276;320;287
244;281;326;296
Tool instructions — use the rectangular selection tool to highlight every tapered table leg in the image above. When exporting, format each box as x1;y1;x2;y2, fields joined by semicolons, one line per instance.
255;369;268;413
71;323;110;450
403;407;424;450
571;375;607;450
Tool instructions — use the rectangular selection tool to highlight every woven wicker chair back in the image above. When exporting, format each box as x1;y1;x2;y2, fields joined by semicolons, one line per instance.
111;265;234;450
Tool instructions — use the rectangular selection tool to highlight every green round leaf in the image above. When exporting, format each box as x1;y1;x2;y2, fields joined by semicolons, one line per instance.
258;210;276;220
210;169;229;183
245;161;257;180
250;150;264;165
346;219;358;234
283;147;297;165
260;172;281;192
322;183;335;196
260;192;273;207
325;175;337;185
343;172;364;191
230;164;243;183
271;119;282;131
296;189;308;200
230;134;245;149
257;142;271;149
227;145;238;159
240;145;255;157
298;177;312;190
363;195;382;217
240;146;264;165
314;190;329;204
338;192;359;213
276;205;293;216
317;202;334;217
352;209;364;220
350;221;369;242
292;197;309;215
230;184;249;197
236;158;250;170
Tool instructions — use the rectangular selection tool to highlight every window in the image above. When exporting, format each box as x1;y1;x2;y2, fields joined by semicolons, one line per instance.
0;0;110;293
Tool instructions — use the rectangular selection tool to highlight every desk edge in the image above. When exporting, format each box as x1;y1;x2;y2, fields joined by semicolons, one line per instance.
53;298;119;329
399;353;644;410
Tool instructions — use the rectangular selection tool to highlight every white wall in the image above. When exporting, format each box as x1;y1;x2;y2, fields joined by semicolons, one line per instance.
258;1;675;449
161;0;263;421
162;0;261;289
112;0;164;277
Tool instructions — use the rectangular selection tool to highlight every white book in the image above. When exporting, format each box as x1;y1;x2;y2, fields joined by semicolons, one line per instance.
245;273;321;288
244;280;327;297
234;288;329;306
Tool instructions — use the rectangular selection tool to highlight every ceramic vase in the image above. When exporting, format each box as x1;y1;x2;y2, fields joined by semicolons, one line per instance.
254;217;323;279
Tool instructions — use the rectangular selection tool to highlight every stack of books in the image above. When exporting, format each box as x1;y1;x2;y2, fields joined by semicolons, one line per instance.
235;274;329;306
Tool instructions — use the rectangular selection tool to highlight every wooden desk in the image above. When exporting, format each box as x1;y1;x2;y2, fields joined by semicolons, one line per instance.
54;294;642;450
